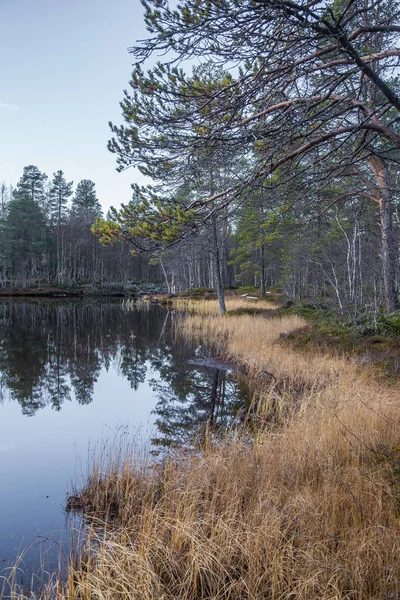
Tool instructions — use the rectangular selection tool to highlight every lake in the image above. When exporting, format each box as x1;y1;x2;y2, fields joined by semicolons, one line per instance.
0;299;246;590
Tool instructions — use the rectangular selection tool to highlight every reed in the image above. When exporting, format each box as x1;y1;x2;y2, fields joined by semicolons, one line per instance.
172;296;280;315
46;401;400;599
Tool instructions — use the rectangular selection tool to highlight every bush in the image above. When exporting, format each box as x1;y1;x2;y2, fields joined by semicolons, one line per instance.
352;312;400;338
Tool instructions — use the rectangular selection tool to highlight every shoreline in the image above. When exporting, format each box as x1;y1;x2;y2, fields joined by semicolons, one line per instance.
0;287;158;298
2;296;399;599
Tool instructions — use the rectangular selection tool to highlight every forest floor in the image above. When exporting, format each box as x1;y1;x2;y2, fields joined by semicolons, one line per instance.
5;293;400;600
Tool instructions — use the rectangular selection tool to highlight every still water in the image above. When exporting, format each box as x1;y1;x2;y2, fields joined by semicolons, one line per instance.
0;299;245;587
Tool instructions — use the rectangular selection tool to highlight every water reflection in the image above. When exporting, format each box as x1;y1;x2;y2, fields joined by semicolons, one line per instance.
151;365;244;449
0;301;154;414
0;299;246;443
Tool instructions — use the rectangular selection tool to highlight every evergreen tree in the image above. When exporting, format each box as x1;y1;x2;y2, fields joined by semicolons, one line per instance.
14;165;48;210
96;64;243;313
49;170;73;283
4;191;50;288
49;170;73;225
0;182;9;214
0;182;9;285
102;0;400;311
72;180;102;221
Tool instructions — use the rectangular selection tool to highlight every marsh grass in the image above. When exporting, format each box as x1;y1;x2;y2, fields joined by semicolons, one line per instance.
44;410;400;599
172;296;280;315
6;301;400;599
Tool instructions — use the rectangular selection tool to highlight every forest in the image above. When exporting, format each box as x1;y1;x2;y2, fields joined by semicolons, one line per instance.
0;167;156;290
88;0;400;316
4;153;399;313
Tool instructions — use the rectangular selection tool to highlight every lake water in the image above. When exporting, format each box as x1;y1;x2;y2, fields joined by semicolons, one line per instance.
0;299;246;590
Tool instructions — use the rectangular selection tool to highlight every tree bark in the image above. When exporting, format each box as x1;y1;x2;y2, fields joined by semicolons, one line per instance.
57;198;62;283
368;155;399;313
221;210;232;288
211;212;226;315
260;243;266;297
210;165;226;315
21;258;27;289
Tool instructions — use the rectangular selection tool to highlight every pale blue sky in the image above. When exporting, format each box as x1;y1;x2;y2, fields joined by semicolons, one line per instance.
0;0;151;212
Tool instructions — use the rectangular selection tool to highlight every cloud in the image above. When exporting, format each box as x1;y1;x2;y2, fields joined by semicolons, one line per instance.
0;102;20;111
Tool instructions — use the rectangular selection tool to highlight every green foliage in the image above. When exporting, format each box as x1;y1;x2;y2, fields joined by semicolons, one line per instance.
49;170;73;225
285;301;333;320
2;192;51;286
72;180;102;219
13;165;48;209
105;60;243;256
286;301;400;340
235;285;259;295
93;194;198;250
342;312;400;338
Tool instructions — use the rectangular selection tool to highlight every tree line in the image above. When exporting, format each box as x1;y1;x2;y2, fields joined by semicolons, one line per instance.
93;0;400;314
0;165;158;289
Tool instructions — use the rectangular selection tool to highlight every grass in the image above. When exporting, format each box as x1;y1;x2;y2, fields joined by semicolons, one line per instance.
4;299;400;599
171;296;280;315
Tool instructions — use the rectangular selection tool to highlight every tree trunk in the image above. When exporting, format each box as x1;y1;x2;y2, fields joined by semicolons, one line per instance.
260;243;266;297
160;258;171;294
221;210;232;288
368;156;399;313
21;258;27;289
211;212;226;315
209;166;226;315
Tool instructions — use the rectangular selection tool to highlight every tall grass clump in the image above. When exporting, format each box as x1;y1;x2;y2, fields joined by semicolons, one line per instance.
172;296;280;315
37;399;400;599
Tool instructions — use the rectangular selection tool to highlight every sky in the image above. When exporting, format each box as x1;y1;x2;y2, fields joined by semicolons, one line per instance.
0;0;152;213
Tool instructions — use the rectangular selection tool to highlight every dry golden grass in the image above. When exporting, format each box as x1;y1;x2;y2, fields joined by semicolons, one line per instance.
172;296;280;315
46;403;400;600
6;302;400;600
182;310;349;416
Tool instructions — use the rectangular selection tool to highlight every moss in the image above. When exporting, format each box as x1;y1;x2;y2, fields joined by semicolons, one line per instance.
281;316;400;379
178;288;215;298
235;285;260;295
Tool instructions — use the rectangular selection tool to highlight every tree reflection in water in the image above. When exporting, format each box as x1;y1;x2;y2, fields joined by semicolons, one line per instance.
150;366;246;451
0;300;247;446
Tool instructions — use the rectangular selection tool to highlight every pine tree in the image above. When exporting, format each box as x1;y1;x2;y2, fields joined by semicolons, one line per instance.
4;191;50;288
49;170;73;283
104;0;400;311
72;180;102;222
14;165;48;211
0;182;10;285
